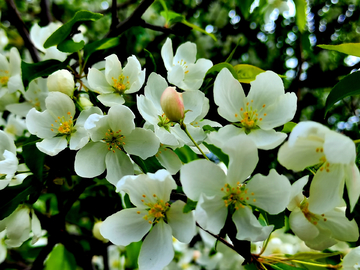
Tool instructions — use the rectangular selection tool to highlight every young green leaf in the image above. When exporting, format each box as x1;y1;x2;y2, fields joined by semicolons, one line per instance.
44;244;77;270
206;62;238;79
324;71;360;116
83;37;120;63
44;10;103;48
318;43;360;57
234;64;265;83
294;0;307;33
57;39;85;53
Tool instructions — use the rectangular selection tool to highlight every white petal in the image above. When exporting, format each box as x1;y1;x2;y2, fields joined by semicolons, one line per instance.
69;127;89;150
104;54;123;86
3;207;31;247
30;209;42;245
248;129;287;150
232;206;274;242
287;176;308;211
214;68;245;122
100;208;151;246
144;73;168;110
182;90;205;123
324;130;356;164
345;163;360;212
289;208;319;241
74;141;108;178
173;41;196;65
168;65;185;86
180;159;226;201
36;136;68;156
246;169;291;214
87;68;114;94
26;108;56;138
195;194;228;235
308;164;345;214
45;92;75;119
155;147;182;175
167;200;196;243
138;219;174;270
105;150;134;186
97;93;125;106
161;38;174;71
108;105;135;135
123;128;159;159
137;95;160;125
123;55;145;94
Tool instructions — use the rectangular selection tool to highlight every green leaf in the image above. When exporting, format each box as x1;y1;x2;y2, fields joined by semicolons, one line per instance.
44;244;77;270
271;263;305;270
144;48;157;73
234;64;265;83
225;38;242;63
44;10;103;48
236;0;254;19
160;10;216;41
244;262;259;270
281;122;297;133
0;176;39;220
125;241;141;269
57;39;85;53
203;142;229;167
22;135;46;180
83;37;120;63
183;198;197;213
286;251;341;261
324;71;360;116
21;59;70;88
317;43;360;57
174;145;199;163
206;62;238;80
294;0;307;33
130;155;164;174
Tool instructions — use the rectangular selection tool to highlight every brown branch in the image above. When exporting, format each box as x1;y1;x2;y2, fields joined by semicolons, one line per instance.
106;0;155;37
39;0;53;26
5;0;40;63
110;0;119;31
97;0;137;14
139;19;176;35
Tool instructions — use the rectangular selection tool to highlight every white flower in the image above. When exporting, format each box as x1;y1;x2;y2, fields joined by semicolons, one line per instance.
278;121;360;213
137;72;211;148
6;77;48;117
210;68;297;150
47;69;75;97
0;130;18;190
0;205;42;248
74;104;159;185
87;54;145;106
287;176;359;251
100;170;196;270
26;91;98;156
0;47;24;94
342;246;360;270
161;38;213;91
180;135;291;242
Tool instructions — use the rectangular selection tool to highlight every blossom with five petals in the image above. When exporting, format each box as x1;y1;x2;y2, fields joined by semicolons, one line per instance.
210;68;297;150
0;130;18;190
26;91;99;156
287;176;359;250
278;121;360;213
74;104;160;185
180;135;291;242
161;38;213;91
100;170;196;270
87;54;145;106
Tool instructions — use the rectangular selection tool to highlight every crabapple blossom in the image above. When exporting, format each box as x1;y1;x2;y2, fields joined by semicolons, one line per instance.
160;86;185;122
0;130;18;190
0;205;42;248
287;176;359;250
342;246;360;270
0;47;24;94
100;170;196;270
210;68;297;150
47;69;75;97
161;38;213;91
74;104;160;185
26;91;99;156
278;121;360;213
180;135;291;242
87;54;145;106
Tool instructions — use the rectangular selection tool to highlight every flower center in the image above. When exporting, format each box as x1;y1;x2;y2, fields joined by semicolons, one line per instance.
300;200;328;225
316;149;331;173
103;129;125;153
50;112;74;135
158;113;174;132
139;194;170;224
176;59;189;74
112;75;130;94
235;101;267;133
0;70;9;86
221;182;257;211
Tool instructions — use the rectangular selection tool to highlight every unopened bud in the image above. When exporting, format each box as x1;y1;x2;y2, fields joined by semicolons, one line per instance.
92;221;108;243
47;69;75;97
160;87;184;122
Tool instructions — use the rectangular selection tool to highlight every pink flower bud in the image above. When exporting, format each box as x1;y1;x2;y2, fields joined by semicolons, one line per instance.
160;87;185;122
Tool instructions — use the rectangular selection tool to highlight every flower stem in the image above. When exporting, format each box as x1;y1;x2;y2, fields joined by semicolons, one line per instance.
181;123;209;161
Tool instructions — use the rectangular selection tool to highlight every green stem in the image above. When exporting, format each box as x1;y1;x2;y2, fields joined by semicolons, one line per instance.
290;260;339;268
181;123;209;161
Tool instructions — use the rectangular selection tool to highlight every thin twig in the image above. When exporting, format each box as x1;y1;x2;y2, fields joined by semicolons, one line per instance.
5;0;40;63
110;0;119;31
107;0;155;37
39;0;53;26
139;19;175;35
